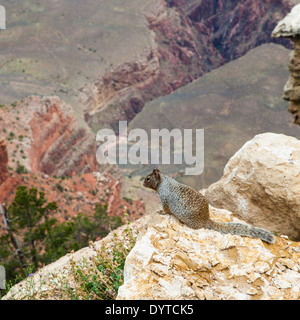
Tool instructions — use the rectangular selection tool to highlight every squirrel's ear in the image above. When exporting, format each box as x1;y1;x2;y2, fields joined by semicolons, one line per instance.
152;169;161;181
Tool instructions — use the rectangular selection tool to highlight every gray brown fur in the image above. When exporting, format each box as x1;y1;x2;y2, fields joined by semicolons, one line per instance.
143;169;275;244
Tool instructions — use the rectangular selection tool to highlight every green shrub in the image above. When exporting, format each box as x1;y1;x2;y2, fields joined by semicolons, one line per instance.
55;183;64;192
67;216;136;300
16;164;28;174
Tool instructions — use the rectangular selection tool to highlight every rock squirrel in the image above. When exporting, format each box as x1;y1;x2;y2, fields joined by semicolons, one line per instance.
143;169;275;244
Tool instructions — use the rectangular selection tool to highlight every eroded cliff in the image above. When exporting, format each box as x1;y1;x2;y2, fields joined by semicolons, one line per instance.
81;0;293;131
0;96;98;177
273;3;300;125
0;96;144;220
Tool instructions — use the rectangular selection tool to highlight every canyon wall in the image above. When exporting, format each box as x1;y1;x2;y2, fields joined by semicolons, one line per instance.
80;0;293;131
0;97;145;221
0;96;98;177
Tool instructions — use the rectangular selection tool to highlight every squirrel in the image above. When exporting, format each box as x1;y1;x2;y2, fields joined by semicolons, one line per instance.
143;169;275;244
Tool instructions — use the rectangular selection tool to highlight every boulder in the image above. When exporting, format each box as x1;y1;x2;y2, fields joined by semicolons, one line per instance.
205;133;300;241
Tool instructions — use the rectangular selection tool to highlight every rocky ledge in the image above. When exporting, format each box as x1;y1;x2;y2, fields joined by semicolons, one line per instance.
4;207;300;300
118;210;300;300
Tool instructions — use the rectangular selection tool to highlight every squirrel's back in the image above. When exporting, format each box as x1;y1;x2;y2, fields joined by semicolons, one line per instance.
157;173;209;228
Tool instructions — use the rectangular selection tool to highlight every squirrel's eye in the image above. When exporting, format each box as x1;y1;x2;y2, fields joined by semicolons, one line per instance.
146;177;150;181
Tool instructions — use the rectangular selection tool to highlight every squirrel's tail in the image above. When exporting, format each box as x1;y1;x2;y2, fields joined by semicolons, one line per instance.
205;219;275;244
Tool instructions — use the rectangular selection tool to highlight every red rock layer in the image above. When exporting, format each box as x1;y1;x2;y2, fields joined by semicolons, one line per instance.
0;96;98;177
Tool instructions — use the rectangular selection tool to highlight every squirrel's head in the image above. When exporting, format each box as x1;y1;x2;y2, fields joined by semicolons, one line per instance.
143;169;161;191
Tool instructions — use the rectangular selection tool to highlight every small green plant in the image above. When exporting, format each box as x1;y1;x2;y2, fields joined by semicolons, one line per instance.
2;265;36;298
89;189;97;196
122;196;133;205
66;213;136;300
55;183;64;192
7;132;15;141
16;164;28;174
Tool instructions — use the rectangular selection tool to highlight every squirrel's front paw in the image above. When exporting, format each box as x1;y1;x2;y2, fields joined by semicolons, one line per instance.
156;209;169;215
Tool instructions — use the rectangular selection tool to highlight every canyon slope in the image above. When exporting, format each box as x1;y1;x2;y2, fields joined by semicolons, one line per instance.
129;43;300;189
0;96;97;177
0;97;144;222
79;0;294;131
0;0;154;110
0;0;297;212
0;1;299;227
